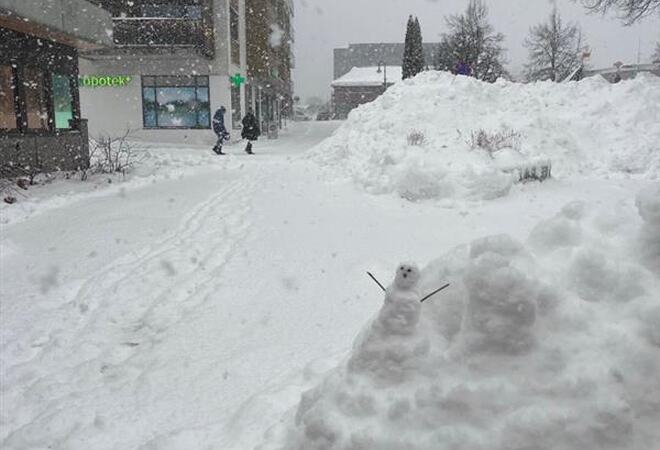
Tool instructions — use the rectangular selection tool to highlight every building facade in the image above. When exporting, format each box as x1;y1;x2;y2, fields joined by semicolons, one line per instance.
78;0;295;144
245;0;294;136
334;43;439;80
80;0;248;144
0;0;112;174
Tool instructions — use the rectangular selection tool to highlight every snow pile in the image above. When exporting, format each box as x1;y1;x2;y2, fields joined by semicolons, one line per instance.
266;186;660;450
0;144;240;226
312;71;660;201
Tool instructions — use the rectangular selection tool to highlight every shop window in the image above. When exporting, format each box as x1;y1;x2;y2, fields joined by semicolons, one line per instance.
24;67;49;131
142;75;210;129
230;0;240;65
0;65;17;130
231;84;241;128
52;74;74;129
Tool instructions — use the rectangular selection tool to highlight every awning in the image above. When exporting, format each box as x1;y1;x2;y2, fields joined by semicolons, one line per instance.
0;0;113;50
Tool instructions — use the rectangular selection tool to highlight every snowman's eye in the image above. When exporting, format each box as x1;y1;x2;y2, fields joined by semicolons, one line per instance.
407;269;412;273
400;266;404;270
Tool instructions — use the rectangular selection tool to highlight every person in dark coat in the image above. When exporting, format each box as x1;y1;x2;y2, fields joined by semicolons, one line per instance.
241;109;260;155
212;106;230;155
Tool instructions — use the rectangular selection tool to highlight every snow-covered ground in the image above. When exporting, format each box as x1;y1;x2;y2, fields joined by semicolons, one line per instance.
2;76;659;450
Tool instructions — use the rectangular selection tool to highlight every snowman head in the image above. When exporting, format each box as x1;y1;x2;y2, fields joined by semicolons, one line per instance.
394;262;420;289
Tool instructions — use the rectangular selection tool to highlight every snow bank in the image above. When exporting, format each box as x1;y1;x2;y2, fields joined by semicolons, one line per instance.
0;143;239;226
265;185;660;450
312;71;660;201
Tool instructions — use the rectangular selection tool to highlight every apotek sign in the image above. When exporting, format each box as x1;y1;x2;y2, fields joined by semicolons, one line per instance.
79;75;133;88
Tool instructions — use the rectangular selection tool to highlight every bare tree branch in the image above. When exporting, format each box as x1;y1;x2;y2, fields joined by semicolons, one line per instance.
578;0;660;25
434;0;508;82
524;9;588;82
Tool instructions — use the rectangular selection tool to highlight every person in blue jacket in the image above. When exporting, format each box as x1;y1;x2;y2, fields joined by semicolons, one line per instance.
212;106;230;155
454;61;472;77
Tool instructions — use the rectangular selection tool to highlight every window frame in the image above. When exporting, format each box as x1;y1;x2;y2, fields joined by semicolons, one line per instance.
50;73;77;131
0;64;20;132
140;75;211;130
0;27;81;137
230;0;241;65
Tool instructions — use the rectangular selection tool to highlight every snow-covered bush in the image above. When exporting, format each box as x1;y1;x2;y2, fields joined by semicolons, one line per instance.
85;131;143;179
265;191;660;450
467;127;522;157
406;129;426;146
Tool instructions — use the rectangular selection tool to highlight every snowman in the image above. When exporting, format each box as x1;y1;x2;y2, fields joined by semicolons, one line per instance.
349;262;429;382
375;263;422;336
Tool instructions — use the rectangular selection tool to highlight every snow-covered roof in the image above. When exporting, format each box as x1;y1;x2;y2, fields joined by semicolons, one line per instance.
331;66;402;87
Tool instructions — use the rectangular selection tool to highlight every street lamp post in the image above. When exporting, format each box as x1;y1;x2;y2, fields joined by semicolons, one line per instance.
377;60;387;90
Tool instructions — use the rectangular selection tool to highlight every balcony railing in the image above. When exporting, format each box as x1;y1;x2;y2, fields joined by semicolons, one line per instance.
111;17;214;58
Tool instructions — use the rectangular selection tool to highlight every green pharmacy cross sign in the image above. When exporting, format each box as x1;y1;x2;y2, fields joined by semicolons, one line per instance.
230;73;246;87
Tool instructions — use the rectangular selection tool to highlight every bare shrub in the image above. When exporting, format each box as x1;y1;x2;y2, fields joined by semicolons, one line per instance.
468;127;522;157
0;151;37;203
407;129;426;146
86;130;143;179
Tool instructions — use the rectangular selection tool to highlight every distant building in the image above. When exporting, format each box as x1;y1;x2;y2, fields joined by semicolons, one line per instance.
331;66;402;119
0;0;112;175
334;42;439;80
331;42;438;119
567;63;660;83
245;0;294;136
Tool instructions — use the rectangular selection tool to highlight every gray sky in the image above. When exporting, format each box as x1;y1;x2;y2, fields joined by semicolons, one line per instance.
292;0;660;100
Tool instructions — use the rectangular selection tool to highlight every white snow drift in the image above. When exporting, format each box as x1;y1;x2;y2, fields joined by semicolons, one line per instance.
265;185;660;450
312;71;660;201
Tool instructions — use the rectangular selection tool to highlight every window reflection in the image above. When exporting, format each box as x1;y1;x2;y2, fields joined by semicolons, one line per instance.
141;76;210;129
24;67;49;131
52;74;74;129
0;65;17;130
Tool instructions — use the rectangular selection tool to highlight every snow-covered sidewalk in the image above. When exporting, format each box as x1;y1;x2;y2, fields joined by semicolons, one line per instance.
0;122;656;449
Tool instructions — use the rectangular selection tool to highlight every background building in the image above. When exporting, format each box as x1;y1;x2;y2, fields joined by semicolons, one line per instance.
331;42;438;119
334;42;438;80
331;66;401;119
80;0;247;144
0;0;112;174
245;0;294;137
570;63;660;83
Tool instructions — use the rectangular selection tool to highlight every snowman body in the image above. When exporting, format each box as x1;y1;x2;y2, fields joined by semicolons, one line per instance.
349;263;428;382
376;263;422;336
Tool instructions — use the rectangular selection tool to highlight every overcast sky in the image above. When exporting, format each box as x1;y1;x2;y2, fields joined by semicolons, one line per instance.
292;0;660;100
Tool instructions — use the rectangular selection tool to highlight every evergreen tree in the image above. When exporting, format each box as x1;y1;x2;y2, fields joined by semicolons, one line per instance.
434;0;508;82
523;9;588;82
402;15;426;80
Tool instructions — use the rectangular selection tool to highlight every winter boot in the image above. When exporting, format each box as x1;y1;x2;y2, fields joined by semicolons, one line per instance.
213;145;225;155
245;142;254;155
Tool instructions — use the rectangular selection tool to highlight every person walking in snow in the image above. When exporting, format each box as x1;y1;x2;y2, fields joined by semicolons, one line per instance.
241;109;260;155
212;106;230;155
